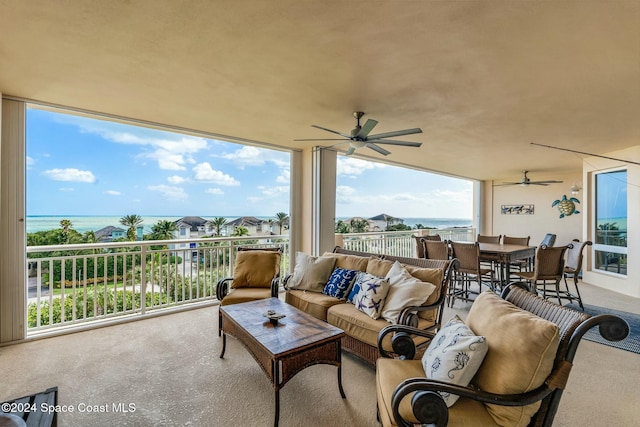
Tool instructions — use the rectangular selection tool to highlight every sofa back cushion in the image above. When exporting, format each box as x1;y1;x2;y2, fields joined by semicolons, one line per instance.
381;261;436;324
287;252;336;292
466;291;560;427
231;250;281;288
322;252;370;272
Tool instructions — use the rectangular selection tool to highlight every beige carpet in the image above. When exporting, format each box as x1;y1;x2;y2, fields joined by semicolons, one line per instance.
1;282;638;426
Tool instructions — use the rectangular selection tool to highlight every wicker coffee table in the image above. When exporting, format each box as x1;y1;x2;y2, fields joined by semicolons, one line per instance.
219;297;346;427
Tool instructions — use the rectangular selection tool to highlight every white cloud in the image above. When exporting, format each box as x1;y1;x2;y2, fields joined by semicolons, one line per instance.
26;156;35;167
167;175;187;184
147;184;188;201
59;187;75;192
43;168;96;183
192;163;240;186
276;169;290;183
104;190;122;196
260;185;289;197
205;188;224;195
220;146;289;169
337;157;386;177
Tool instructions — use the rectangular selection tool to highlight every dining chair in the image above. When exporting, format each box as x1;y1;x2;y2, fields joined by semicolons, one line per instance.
423;239;450;261
422;234;442;241
477;234;501;244
448;241;495;306
501;235;532;280
412;235;426;258
476;234;502;274
562;239;593;310
540;233;557;247
513;244;569;304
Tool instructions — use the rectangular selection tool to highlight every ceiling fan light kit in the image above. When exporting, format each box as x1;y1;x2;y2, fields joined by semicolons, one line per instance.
294;111;423;156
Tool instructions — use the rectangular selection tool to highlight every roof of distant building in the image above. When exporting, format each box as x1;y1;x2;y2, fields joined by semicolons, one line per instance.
369;213;404;223
226;216;267;227
174;216;208;231
95;225;125;240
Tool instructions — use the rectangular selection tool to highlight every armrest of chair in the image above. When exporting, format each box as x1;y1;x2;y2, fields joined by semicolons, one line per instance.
378;324;437;360
281;273;293;290
270;276;280;297
390;378;554;427
216;277;233;301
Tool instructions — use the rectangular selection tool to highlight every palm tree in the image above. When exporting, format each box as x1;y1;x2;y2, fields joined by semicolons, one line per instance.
232;226;249;237
335;220;351;234
207;217;228;236
120;214;143;241
59;219;72;243
149;220;177;241
274;212;289;235
350;218;369;233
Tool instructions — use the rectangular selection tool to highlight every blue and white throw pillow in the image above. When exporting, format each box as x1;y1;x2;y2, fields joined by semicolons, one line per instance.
323;267;359;300
421;315;488;407
353;272;390;319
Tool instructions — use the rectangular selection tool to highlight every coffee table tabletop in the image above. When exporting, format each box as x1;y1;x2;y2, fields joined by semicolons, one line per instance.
219;298;346;427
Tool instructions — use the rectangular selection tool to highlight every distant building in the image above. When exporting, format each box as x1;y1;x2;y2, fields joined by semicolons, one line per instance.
95;226;126;242
368;213;404;232
171;216;212;263
224;216;273;236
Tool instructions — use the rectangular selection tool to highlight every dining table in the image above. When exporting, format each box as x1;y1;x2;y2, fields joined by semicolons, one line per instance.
477;242;537;287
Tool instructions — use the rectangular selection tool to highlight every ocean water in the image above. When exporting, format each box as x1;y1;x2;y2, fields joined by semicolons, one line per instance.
26;215;473;234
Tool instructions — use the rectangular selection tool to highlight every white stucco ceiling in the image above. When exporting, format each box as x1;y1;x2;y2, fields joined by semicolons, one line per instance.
1;0;638;181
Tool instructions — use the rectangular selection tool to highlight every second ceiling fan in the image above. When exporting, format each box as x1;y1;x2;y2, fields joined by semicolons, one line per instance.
496;171;563;187
294;111;422;156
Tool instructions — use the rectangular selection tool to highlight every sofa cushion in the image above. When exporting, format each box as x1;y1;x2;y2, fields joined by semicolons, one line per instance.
366;257;395;277
220;288;273;305
382;261;437;324
328;303;434;349
376;358;498;427
231;250;281;288
322;252;370;271
323;267;358;299
466;291;560;427
421;315;488;407
353;273;390;319
288;252;336;292
285;289;345;321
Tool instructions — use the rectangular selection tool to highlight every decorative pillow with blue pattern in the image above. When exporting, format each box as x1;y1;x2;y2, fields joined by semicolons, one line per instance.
323;267;359;300
421;315;488;407
352;272;390;319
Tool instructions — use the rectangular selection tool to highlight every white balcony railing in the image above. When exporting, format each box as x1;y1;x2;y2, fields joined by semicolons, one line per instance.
25;227;474;335
26;236;290;334
336;227;476;257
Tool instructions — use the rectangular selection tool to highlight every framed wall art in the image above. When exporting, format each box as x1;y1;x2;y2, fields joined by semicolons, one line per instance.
501;204;534;215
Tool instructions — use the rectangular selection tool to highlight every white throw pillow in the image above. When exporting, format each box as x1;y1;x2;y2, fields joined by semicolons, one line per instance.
353;272;390;319
287;252;336;292
382;261;437;324
421;315;488;407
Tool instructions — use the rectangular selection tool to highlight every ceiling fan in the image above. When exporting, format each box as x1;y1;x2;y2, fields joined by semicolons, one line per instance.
495;171;563;187
294;111;422;156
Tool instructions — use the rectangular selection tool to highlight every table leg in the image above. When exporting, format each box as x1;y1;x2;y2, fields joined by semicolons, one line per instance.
274;360;280;427
219;333;226;358
337;343;346;399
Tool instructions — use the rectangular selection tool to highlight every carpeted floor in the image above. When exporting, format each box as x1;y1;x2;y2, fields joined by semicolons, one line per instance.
564;303;640;354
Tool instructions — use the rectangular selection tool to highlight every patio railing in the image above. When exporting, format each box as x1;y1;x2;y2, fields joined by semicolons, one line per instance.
26;236;290;334
336;227;476;257
25;227;474;335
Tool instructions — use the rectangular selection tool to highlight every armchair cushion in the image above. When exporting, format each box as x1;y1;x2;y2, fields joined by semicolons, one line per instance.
421;315;488;407
382;261;436;324
466;291;560;427
288;252;336;292
353;272;390;319
323;267;358;299
231;250;281;288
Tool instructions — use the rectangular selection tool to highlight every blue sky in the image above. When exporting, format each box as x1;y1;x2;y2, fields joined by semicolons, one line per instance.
26;107;473;219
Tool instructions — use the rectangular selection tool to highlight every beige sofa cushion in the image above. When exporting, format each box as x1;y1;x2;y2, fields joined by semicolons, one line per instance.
220;288;272;306
322;252;370;271
285;289;345;321
287;252;336;292
327;303;432;349
382;261;436;324
366;257;394;277
466;291;560;427
231;250;281;288
376;358;498;427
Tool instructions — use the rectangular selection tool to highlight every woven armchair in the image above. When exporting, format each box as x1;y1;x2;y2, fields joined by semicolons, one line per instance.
376;284;630;427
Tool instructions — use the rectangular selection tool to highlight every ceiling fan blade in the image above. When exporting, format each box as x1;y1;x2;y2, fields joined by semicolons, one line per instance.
311;125;351;138
294;138;349;141
355;119;378;139
366;139;422;147
531;180;564;184
345;146;356;156
367;128;423;140
494;182;521;187
366;143;391;156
